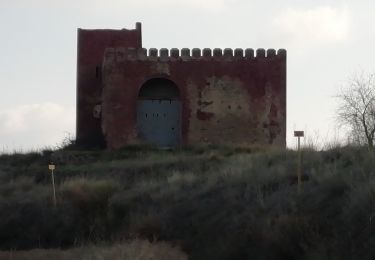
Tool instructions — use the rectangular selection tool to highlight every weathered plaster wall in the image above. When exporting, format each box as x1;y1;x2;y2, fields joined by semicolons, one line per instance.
76;23;142;147
101;48;286;149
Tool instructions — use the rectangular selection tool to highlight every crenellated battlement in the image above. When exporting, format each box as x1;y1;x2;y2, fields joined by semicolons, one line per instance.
103;47;287;64
77;22;287;149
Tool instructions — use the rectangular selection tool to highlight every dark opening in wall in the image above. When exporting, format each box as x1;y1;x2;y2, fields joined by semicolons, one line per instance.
95;65;101;79
138;78;179;100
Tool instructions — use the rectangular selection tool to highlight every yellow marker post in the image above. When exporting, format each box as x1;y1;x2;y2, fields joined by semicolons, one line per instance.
294;131;304;193
48;163;57;207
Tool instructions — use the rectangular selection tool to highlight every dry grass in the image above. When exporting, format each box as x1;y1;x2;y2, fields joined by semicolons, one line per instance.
0;240;187;260
1;145;375;259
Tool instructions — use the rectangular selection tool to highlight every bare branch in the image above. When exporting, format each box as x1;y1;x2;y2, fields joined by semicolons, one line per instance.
335;71;375;149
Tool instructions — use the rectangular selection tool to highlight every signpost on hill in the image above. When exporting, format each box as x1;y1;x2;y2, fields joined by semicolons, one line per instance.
294;131;304;193
48;162;57;207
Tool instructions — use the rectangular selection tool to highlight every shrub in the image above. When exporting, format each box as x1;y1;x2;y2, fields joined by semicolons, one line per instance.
60;178;120;241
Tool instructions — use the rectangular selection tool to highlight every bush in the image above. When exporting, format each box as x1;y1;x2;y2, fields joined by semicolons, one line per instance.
60;178;120;242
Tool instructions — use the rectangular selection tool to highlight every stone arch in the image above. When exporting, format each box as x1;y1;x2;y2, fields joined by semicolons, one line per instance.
138;78;180;100
137;78;181;147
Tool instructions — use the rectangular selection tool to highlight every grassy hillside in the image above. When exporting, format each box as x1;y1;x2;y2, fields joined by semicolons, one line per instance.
0;145;374;260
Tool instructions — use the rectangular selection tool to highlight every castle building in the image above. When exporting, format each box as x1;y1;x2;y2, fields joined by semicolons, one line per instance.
76;22;286;149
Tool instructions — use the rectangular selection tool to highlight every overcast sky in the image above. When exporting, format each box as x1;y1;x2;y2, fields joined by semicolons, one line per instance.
1;0;374;152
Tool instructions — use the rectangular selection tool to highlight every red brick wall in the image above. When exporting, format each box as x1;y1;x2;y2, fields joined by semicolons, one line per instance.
76;23;142;147
100;48;286;149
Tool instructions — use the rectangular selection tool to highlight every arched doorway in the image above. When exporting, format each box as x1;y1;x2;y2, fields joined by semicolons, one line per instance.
137;78;181;147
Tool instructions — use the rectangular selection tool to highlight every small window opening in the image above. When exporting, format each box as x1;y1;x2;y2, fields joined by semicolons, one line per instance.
95;65;101;79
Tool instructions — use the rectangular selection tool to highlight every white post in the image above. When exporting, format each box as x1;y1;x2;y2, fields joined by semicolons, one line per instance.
49;163;57;207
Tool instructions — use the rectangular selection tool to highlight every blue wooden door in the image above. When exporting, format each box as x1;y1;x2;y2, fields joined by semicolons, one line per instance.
137;100;181;147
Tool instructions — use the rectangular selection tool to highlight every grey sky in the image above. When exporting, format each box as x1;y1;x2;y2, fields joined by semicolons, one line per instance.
0;0;374;151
